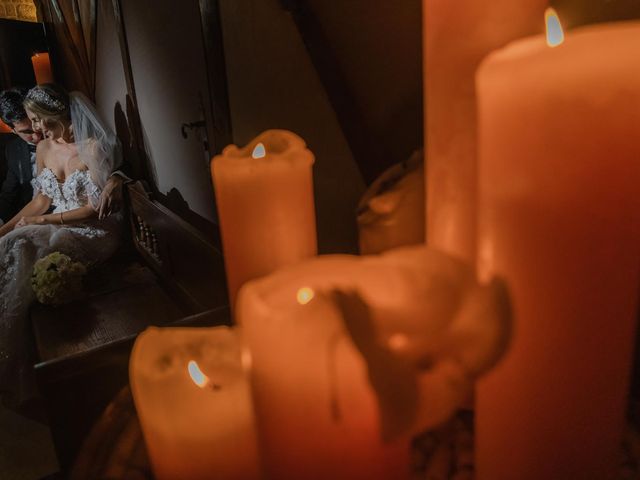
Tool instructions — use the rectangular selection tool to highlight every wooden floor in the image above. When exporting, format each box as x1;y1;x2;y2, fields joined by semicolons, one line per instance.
0;405;58;480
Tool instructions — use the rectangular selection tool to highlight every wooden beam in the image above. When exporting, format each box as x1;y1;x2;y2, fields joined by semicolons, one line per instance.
110;0;155;191
111;0;137;111
198;0;233;155
280;0;387;185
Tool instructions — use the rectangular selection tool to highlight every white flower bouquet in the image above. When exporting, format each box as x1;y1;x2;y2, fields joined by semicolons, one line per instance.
31;252;87;305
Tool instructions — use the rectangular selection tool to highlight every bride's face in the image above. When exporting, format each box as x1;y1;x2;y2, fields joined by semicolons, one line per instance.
25;107;70;141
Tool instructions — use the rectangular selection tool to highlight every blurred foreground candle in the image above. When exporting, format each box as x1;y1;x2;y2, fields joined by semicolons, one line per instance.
130;326;260;480
475;19;640;480
237;245;511;480
211;130;317;308
31;52;53;84
356;150;424;255
422;0;547;261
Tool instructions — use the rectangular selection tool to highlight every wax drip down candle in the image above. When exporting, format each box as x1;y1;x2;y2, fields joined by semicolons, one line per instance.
475;15;640;480
211;130;317;309
236;245;512;480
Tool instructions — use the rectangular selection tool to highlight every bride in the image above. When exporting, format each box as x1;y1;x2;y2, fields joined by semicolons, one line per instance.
0;83;122;407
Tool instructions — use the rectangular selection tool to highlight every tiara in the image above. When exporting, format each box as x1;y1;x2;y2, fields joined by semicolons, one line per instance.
26;88;66;113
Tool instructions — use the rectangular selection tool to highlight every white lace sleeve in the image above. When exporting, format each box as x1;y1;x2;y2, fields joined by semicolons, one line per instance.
31;172;44;196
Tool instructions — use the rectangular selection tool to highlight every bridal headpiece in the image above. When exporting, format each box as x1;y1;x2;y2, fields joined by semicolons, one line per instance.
25;85;67;114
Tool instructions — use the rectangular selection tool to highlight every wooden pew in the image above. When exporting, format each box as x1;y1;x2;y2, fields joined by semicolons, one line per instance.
29;181;231;471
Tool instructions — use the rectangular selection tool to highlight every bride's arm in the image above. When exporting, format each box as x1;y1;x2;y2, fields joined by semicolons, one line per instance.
0;193;52;237
16;204;97;228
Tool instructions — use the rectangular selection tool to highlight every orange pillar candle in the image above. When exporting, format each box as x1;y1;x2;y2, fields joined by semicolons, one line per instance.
31;52;54;84
422;0;547;261
130;326;261;480
211;129;317;308
237;245;511;480
475;19;640;480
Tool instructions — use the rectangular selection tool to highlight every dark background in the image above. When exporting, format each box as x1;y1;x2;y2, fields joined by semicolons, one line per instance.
0;18;47;89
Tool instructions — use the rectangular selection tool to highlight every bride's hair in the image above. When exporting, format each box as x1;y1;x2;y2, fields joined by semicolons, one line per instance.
24;83;70;117
24;84;72;136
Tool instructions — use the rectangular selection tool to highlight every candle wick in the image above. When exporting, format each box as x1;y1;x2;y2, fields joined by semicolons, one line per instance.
327;331;343;423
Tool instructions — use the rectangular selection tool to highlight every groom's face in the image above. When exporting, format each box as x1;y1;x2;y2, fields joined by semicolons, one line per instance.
12;117;43;145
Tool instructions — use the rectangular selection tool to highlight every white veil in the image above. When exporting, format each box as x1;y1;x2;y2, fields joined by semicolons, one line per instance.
69;91;121;189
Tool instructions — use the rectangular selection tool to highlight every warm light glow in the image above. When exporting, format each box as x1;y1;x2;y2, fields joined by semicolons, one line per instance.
388;333;409;351
545;8;564;47
31;52;54;84
296;287;315;305
188;360;209;388
252;142;266;159
241;347;253;371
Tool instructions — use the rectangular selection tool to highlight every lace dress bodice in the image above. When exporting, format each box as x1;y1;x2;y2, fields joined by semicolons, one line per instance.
0;167;122;407
31;167;101;213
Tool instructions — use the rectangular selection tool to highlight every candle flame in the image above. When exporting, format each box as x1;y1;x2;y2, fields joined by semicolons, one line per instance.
545;8;564;47
188;360;209;388
252;142;266;159
296;287;315;305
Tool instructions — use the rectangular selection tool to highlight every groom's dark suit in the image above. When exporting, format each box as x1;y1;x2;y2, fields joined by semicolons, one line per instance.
0;138;35;223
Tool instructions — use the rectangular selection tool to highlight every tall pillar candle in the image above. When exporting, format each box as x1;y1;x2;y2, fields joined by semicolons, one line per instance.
130;326;261;480
211;130;317;308
423;0;547;261
31;53;54;84
475;20;640;480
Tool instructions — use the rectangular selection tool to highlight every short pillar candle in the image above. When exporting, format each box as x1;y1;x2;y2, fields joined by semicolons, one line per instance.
130;326;261;480
211;129;317;308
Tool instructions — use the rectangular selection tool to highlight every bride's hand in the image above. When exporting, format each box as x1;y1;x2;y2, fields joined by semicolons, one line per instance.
15;216;45;228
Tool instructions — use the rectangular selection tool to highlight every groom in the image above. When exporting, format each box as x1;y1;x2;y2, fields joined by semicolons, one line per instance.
0;87;42;224
0;87;123;223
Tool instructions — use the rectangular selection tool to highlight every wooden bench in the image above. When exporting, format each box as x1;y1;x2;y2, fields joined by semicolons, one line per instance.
29;181;231;471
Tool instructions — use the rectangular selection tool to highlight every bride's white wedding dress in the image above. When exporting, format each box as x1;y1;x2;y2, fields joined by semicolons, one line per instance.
0;167;121;406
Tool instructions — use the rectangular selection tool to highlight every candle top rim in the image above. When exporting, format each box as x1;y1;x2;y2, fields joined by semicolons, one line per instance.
481;19;640;67
129;325;246;380
215;129;314;165
236;245;475;315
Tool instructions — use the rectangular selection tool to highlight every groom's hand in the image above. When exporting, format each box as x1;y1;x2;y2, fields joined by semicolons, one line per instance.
98;175;124;219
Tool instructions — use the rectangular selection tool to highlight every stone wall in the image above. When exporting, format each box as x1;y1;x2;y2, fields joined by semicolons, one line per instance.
0;0;37;23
